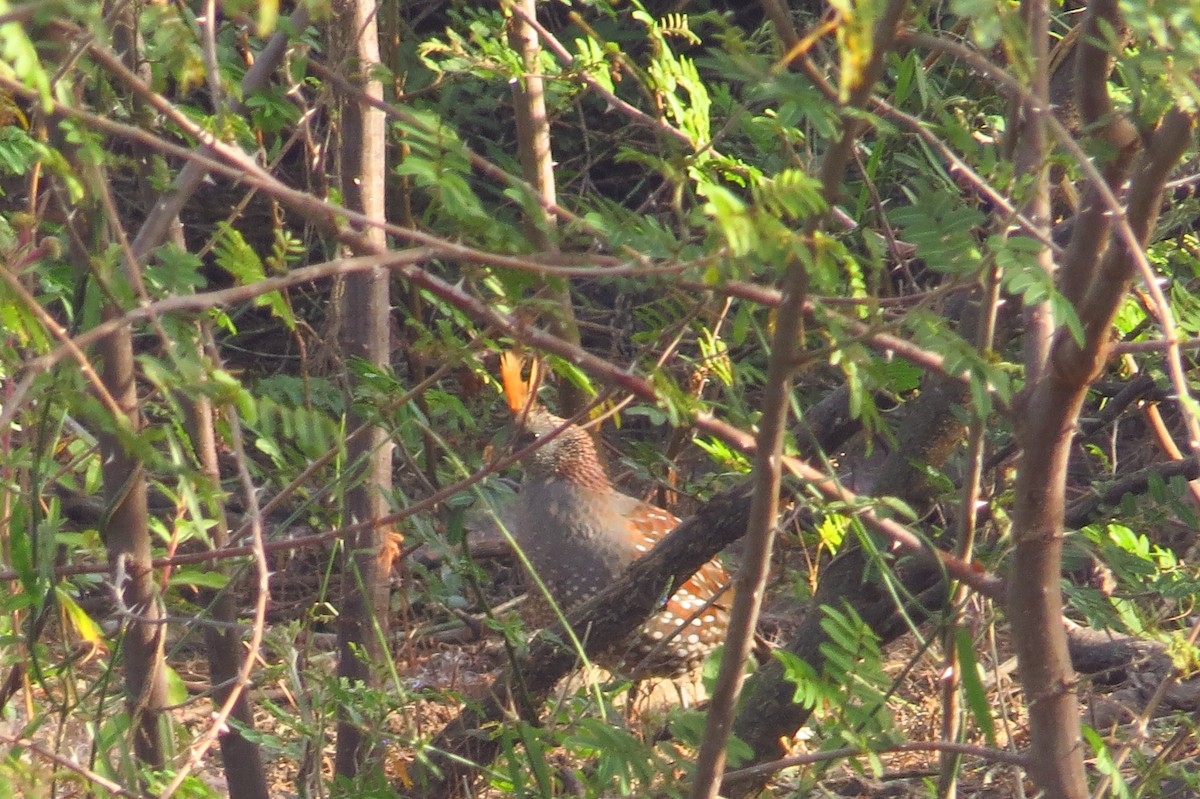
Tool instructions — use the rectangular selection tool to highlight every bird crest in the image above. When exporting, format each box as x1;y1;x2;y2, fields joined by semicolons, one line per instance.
499;350;543;416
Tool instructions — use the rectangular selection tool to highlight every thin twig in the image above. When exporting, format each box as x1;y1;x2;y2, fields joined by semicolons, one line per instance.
722;740;1031;785
0;733;141;798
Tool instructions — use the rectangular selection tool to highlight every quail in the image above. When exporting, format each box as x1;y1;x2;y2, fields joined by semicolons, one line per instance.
497;352;732;678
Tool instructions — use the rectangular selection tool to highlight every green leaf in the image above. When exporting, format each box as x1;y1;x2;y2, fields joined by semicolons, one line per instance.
167;568;231;590
0;17;52;105
163;664;190;705
951;0;1005;48
56;586;106;649
256;0;279;35
8;514;36;595
1083;725;1130;799
774;648;826;709
696;180;755;255
954;627;996;744
891;190;985;275
213;223;294;329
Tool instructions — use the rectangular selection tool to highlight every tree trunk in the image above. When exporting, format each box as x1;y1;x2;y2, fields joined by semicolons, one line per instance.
97;317;168;768
329;0;396;780
188;386;270;799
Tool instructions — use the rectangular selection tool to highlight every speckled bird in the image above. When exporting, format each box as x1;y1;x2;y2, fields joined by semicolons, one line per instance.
498;352;732;677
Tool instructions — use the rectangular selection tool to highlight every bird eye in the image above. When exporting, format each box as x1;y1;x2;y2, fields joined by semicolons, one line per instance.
514;429;539;451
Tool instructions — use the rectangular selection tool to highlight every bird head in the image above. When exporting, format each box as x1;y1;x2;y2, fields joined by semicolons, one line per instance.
499;351;610;490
